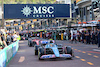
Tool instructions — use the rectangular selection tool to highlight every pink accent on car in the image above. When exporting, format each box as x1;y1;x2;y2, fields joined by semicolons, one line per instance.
32;39;40;45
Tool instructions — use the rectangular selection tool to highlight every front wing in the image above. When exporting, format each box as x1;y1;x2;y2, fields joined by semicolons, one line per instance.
40;54;72;59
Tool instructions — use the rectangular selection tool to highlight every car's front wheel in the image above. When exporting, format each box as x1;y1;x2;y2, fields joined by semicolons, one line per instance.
65;46;74;59
38;48;45;60
38;49;42;60
35;50;38;55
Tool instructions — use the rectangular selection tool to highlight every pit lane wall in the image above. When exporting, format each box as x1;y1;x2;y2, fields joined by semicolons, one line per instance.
0;40;19;67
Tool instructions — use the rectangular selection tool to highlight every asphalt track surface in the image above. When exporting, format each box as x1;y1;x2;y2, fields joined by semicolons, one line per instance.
7;40;100;67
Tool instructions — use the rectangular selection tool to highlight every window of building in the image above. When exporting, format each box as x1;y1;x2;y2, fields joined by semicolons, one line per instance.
76;9;79;15
84;7;86;16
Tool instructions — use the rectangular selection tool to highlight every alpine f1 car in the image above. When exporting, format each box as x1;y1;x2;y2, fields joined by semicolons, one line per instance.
28;37;40;47
35;40;74;60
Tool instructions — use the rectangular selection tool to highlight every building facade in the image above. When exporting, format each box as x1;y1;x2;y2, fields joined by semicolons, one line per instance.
72;0;100;23
71;0;100;31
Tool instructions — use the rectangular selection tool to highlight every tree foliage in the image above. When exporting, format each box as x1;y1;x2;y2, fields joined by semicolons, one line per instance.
0;0;56;4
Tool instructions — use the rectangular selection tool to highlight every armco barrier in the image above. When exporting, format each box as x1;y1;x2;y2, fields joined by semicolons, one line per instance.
0;40;19;67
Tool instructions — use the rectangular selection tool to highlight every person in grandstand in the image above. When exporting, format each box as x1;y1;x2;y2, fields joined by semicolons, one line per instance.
0;33;7;48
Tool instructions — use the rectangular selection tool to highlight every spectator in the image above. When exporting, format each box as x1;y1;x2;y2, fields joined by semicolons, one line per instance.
0;33;7;48
11;33;14;42
28;32;31;37
46;33;49;38
71;32;77;43
59;32;61;40
13;33;18;42
95;29;98;44
0;34;3;49
68;31;71;40
98;29;100;48
77;31;81;42
88;30;91;44
85;31;90;44
81;31;85;43
56;33;59;40
6;33;11;45
64;31;67;40
91;31;95;45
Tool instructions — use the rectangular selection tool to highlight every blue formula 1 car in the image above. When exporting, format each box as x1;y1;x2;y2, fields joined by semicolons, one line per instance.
37;41;74;60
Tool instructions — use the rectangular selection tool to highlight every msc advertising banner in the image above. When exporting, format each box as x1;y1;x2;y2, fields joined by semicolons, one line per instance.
4;4;70;19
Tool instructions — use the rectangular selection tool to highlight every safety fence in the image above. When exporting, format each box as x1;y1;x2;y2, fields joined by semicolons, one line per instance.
0;40;19;67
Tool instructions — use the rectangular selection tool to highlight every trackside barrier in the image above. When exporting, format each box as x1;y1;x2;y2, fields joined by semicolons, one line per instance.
0;40;19;67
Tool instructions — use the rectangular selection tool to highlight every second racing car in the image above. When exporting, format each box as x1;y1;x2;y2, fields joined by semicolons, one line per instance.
28;37;40;47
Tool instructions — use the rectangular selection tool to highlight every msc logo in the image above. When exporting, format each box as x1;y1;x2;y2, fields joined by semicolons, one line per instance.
33;6;54;14
21;5;54;17
21;5;32;17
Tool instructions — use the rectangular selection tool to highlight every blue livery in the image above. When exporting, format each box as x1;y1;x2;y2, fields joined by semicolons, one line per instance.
38;43;73;60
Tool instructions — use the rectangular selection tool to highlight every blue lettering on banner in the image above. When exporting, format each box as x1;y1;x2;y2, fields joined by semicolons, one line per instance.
4;4;70;19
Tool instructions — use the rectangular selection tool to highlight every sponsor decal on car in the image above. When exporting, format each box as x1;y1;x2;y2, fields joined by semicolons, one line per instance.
41;55;55;59
60;54;72;58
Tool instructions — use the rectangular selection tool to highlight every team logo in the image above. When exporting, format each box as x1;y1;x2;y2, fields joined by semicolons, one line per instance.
21;5;32;17
21;5;54;18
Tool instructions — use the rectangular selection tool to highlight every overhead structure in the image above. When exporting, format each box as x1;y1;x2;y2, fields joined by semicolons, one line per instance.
4;4;70;19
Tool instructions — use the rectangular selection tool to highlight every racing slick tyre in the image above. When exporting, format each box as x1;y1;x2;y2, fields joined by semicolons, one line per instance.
65;46;74;59
34;46;38;55
34;45;40;55
67;46;74;56
35;50;38;55
38;47;44;60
